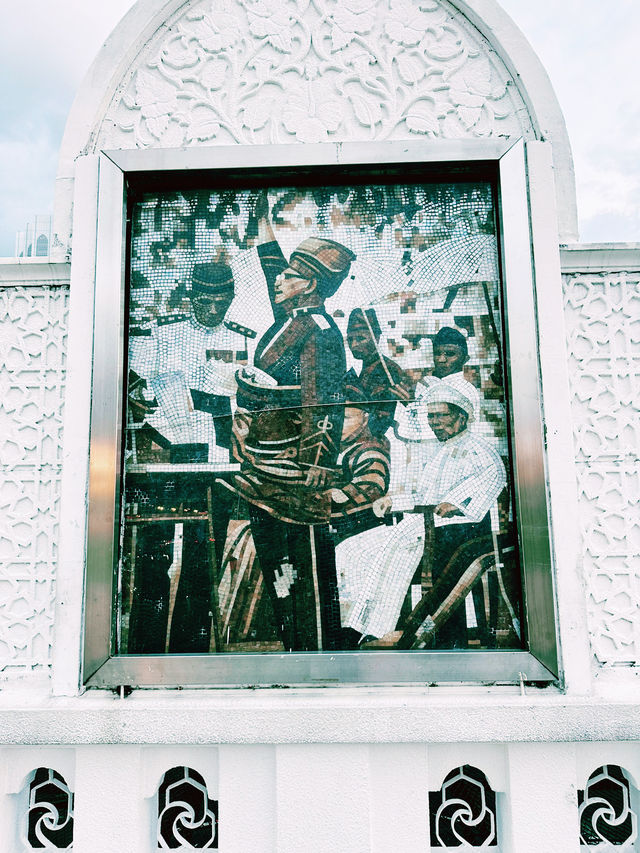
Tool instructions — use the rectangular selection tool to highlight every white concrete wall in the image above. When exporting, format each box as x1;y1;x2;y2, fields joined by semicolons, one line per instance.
0;263;69;684
0;0;637;848
561;245;640;701
1;259;639;848
2;740;640;852
562;249;640;665
4;250;639;693
53;0;579;261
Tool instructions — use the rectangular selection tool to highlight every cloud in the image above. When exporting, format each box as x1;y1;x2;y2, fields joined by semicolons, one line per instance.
0;2;136;87
0;137;59;256
499;0;640;242
1;0;638;252
0;1;136;255
577;154;640;242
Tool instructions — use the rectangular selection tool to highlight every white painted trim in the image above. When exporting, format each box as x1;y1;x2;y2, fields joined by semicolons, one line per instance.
525;142;592;695
560;243;640;272
56;0;174;178
0;261;70;284
451;0;578;241
0;692;639;744
51;156;101;698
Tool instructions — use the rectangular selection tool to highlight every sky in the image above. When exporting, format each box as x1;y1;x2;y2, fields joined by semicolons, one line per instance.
0;0;638;256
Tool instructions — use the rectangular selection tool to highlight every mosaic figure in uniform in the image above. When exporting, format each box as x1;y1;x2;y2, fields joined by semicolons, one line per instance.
126;262;251;652
119;180;523;656
128;261;250;462
224;192;355;650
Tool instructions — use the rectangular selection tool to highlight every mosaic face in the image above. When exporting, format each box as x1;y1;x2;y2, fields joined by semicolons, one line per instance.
119;181;523;655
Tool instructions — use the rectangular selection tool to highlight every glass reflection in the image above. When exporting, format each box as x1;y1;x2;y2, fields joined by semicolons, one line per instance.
120;182;522;654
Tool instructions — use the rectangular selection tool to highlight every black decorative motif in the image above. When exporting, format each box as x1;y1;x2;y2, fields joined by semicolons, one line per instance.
579;765;638;846
429;765;497;847
158;766;218;849
27;768;74;849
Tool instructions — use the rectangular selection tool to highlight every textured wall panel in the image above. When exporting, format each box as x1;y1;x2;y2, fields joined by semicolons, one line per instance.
564;270;640;665
0;286;69;678
1;266;636;680
97;0;535;150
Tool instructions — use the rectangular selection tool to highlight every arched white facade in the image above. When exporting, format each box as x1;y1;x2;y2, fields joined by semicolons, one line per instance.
53;0;578;260
3;3;640;850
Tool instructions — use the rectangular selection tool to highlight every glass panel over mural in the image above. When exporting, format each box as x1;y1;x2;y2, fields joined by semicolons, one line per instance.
120;178;524;656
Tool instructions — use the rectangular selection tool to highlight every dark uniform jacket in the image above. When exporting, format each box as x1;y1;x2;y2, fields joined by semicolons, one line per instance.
230;241;347;524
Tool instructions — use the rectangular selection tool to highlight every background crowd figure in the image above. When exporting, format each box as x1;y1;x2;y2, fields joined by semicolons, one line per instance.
122;182;522;655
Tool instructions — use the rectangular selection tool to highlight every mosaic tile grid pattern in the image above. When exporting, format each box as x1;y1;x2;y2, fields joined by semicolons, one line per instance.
0;285;68;679
564;271;640;665
122;182;521;655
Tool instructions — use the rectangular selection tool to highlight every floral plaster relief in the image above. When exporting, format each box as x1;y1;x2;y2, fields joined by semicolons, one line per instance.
98;0;534;150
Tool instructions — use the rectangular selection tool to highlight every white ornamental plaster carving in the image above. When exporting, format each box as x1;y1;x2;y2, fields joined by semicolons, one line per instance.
564;271;640;666
0;286;69;680
96;0;534;151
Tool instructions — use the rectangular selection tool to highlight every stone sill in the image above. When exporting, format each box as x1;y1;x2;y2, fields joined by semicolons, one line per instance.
0;687;639;744
560;242;640;272
0;259;71;283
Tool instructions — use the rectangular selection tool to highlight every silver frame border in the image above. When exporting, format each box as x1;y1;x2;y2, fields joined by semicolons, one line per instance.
84;138;558;687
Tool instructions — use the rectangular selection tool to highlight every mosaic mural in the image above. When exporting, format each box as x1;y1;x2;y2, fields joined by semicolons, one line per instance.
120;179;522;654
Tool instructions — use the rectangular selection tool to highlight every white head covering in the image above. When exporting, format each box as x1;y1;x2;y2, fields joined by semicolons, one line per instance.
423;383;475;423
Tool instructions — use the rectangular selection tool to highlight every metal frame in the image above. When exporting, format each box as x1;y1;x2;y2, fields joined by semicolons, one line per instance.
83;138;558;687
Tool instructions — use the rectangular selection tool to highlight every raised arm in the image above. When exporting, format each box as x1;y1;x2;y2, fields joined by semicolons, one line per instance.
254;191;288;323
